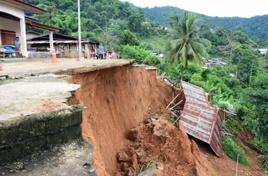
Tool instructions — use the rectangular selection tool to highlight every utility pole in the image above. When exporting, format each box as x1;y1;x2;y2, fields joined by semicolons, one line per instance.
77;0;82;61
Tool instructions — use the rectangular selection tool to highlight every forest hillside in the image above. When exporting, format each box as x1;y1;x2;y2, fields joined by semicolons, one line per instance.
143;6;268;40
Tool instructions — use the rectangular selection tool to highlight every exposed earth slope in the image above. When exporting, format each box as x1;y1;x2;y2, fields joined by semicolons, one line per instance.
0;59;267;176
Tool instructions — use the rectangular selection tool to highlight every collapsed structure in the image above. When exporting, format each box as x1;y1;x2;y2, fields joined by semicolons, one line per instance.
180;81;224;157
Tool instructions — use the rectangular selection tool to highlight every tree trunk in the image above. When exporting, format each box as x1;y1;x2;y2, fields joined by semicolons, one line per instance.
177;65;184;88
180;65;184;81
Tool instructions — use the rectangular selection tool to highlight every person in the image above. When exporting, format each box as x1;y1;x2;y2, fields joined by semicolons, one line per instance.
106;51;112;59
14;36;21;57
91;46;97;59
98;44;104;59
111;49;117;59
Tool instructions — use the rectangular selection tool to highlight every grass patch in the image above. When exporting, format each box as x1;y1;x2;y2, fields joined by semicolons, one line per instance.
167;114;176;124
222;136;250;166
140;35;166;54
253;138;268;154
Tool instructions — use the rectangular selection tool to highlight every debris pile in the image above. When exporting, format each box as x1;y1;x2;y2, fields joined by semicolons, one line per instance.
115;116;213;176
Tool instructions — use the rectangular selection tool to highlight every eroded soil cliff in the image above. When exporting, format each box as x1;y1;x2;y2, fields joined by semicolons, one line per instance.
1;60;266;176
68;65;213;175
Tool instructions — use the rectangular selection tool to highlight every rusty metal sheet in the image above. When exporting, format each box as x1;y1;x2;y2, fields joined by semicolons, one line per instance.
180;81;223;157
27;40;88;44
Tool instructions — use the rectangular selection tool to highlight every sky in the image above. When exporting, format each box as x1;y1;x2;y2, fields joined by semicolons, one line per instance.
121;0;268;18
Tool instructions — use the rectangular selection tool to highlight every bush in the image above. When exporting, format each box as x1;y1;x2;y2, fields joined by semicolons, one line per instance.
143;54;161;66
157;62;181;81
191;73;203;82
190;80;206;89
217;101;229;110
222;136;250;166
122;45;151;63
253;138;268;154
167;115;176;124
224;118;243;133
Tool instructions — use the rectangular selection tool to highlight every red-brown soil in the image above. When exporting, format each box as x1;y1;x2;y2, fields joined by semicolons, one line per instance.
115;116;213;176
202;131;267;176
1;59;267;175
69;64;267;176
69;65;182;175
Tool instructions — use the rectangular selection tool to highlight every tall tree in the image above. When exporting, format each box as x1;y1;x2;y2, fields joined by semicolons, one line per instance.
127;8;144;33
243;73;268;141
165;12;210;80
119;30;140;46
231;44;258;86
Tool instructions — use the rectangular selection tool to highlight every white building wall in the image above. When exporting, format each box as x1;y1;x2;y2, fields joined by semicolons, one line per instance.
0;3;25;19
0;2;27;57
259;49;268;55
0;17;20;37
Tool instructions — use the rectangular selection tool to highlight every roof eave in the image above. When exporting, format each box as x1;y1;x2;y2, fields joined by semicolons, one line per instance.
25;18;60;32
4;0;46;14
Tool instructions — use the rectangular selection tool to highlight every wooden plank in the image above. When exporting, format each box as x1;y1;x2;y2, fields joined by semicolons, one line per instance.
166;93;180;109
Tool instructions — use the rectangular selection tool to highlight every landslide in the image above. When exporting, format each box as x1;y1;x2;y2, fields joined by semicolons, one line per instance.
68;65;213;176
116;116;212;176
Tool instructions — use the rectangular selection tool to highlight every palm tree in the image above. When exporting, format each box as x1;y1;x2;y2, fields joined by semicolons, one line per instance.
165;12;210;81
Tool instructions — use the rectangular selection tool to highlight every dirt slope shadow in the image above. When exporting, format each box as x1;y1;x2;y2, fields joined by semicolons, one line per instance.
68;65;212;175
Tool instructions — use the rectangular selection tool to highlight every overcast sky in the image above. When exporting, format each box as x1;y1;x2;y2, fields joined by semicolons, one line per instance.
120;0;268;18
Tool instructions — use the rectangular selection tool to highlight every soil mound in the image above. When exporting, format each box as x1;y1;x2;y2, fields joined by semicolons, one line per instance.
116;116;213;176
69;65;183;175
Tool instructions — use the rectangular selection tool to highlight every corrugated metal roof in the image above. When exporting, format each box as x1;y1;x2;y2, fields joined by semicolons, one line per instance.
180;81;223;157
27;40;88;44
27;33;78;41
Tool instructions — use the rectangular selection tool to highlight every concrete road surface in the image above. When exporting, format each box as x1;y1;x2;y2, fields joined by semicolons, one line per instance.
0;58;134;120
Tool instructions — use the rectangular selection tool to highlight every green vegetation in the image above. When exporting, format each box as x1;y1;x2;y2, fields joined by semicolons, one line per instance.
24;0;158;51
242;73;268;140
24;0;268;169
140;35;166;54
223;118;243;135
253;138;268;154
119;30;140;47
167;114;177;124
142;54;161;67
157;12;268;168
143;6;268;42
165;12;210;80
222;136;250;166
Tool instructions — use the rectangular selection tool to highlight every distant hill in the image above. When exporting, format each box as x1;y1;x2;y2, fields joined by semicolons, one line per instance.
143;6;268;40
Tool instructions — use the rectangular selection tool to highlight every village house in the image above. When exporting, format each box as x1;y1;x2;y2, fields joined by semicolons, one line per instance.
256;48;268;56
27;33;99;58
26;30;41;39
0;0;60;58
